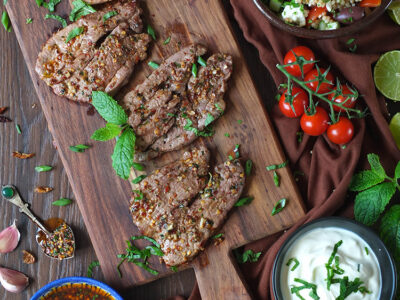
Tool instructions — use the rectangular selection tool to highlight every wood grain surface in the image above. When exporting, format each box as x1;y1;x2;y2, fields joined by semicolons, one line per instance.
3;0;306;298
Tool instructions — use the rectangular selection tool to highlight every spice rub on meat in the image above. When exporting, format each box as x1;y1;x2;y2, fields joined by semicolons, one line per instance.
121;45;233;161
36;0;150;102
130;145;245;266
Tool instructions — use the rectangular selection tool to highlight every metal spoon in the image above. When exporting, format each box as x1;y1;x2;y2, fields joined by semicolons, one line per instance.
1;184;75;260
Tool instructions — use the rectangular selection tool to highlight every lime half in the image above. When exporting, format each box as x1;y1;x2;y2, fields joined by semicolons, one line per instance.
389;112;400;149
388;0;400;25
374;50;400;101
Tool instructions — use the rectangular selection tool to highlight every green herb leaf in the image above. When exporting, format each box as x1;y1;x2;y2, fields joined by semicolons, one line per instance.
170;266;178;272
224;133;230;137
91;91;128;125
15;124;21;134
131;235;160;248
103;10;117;22
133;163;144;171
336;276;370;300
45;13;67;28
354;182;396;226
69;144;90;153
91;123;122;141
380;205;400;263
87;260;100;278
42;0;61;12
346;38;355;45
198;56;207;67
70;0;96;21
237;119;243;124
245;159;252;177
147;24;156;40
286;257;300;271
3;0;7;4
273;171;280;187
215;103;224;114
235;249;261;263
192;63;198;78
367;153;387;178
395;161;400;182
163;36;171;45
52;198;72;206
271;198;287;216
66;26;84;43
204;113;214;127
349;170;385;192
132;175;146;184
36;0;43;7
26;18;33;24
266;160;288;171
148;61;159;69
35;165;53;172
234;196;254;207
111;128;135;179
2;11;11;32
212;233;223;239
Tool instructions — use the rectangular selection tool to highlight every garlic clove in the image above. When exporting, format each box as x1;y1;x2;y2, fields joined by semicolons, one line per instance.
0;267;29;293
0;220;20;253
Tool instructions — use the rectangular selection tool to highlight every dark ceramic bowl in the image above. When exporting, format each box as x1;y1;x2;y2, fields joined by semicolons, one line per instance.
272;217;397;299
253;0;392;39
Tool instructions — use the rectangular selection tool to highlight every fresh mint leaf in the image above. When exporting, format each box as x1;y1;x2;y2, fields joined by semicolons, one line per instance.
111;128;135;179
70;0;96;21
91;91;128;125
2;11;11;32
66;26;84;43
235;249;261;263
380;205;400;262
234;196;254;207
91;123;122;141
204;113;214;127
52;198;72;206
367;153;387;178
69;144;90;153
103;10;117;22
349;170;385;192
395;161;400;182
354;182;396;226
45;13;67;28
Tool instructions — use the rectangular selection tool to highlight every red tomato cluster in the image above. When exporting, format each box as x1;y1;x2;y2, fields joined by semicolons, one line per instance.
279;46;357;145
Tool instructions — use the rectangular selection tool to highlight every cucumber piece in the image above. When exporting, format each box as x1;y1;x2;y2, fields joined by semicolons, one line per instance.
269;0;283;13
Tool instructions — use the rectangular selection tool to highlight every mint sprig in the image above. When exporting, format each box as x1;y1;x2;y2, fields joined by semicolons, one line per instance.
91;91;136;180
351;154;399;226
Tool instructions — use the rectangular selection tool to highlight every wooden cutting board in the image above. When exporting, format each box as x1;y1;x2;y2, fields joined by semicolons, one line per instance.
5;0;305;298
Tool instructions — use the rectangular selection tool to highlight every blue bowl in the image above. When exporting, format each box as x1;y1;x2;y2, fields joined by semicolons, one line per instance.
31;276;124;300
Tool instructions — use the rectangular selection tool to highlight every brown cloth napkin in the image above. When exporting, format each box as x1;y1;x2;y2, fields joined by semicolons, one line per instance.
176;2;400;300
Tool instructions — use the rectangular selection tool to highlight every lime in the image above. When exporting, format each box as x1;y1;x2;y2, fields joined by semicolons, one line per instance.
389;112;400;149
388;0;400;25
374;50;400;101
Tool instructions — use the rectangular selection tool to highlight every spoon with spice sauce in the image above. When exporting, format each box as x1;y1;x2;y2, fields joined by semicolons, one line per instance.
1;185;75;260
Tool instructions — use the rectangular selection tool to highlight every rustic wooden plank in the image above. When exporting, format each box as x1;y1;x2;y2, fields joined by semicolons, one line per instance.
4;0;305;296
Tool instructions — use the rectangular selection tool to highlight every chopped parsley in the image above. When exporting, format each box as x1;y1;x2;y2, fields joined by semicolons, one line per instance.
286;257;300;271
266;160;288;171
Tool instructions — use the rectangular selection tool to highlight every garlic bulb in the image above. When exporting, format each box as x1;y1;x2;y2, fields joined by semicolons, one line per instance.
0;220;20;253
0;267;29;293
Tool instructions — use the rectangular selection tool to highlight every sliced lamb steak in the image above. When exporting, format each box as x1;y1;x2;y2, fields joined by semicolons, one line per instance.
130;146;245;266
36;0;150;102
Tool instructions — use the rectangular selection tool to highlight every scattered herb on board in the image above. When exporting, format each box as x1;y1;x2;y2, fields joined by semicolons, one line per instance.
237;119;243;125
163;36;171;45
26;18;33;24
38;0;61;12
266;160;288;171
2;11;11;32
103;10;117;22
133;163;144;171
346;38;357;53
296;131;304;143
224;133;230;137
117;236;163;277
170;266;178;272
234;249;261;264
12;151;35;159
198;56;207;67
35;165;53;172
45;14;67;28
90;91;136;180
233;144;240;158
147;24;156;40
52;198;72;206
132;175;146;184
192;63;198;78
290;278;320;300
148;61;159;69
69;0;96;21
234;196;254;207
286;258;300;271
273;171;280;187
271;198;287;216
34;186;53;193
87;260;100;278
245;159;252;176
350;153;400;226
66;26;84;43
69;144;90;153
212;233;224;239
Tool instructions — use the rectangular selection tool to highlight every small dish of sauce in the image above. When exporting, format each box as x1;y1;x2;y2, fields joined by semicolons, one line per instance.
40;282;115;300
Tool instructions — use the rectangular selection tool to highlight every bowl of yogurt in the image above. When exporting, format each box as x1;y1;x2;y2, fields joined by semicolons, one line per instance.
272;217;397;300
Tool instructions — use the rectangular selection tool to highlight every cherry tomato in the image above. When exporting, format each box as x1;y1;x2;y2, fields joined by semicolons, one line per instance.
300;106;329;136
304;68;334;94
359;0;381;7
328;85;357;112
327;117;354;145
279;87;309;118
306;6;327;27
284;46;315;77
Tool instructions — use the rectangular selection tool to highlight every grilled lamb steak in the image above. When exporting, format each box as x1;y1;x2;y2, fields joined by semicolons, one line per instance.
130;146;245;266
36;0;150;102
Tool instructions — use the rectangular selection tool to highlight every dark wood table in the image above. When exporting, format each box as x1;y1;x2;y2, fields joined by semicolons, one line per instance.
0;1;398;299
